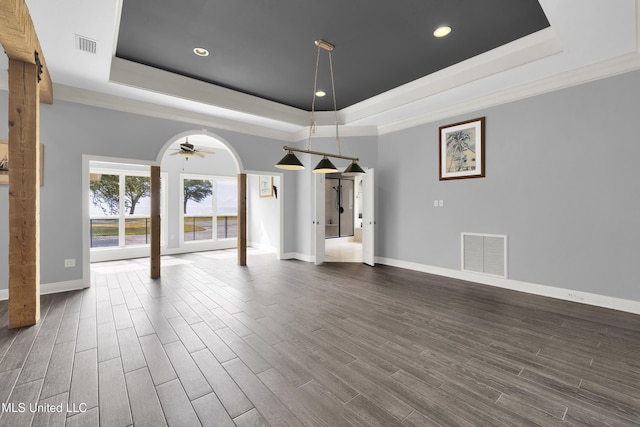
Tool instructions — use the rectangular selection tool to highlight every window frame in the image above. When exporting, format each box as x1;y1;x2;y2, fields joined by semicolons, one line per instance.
89;166;167;258
180;173;238;245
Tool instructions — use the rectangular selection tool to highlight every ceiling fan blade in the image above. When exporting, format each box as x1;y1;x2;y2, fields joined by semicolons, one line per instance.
194;151;206;158
169;151;182;156
199;149;216;154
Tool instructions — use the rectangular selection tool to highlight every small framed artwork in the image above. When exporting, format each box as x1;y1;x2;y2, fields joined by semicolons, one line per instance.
439;117;485;180
0;140;45;185
259;175;273;197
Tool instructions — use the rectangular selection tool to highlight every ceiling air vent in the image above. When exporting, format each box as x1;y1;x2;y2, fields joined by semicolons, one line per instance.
75;35;97;54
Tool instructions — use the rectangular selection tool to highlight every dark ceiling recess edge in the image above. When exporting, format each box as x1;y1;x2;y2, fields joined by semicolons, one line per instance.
116;0;549;111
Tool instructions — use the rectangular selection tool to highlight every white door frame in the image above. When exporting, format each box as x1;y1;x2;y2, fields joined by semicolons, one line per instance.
313;173;325;264
362;168;375;266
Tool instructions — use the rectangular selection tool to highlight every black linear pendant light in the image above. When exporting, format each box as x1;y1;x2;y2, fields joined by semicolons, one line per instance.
275;39;364;175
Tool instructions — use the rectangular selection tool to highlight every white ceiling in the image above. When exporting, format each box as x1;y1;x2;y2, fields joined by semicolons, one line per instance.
2;0;639;141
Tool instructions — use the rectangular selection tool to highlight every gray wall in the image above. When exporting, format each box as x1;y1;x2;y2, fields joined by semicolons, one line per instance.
0;95;292;289
247;175;280;251
378;69;640;302
1;67;639;305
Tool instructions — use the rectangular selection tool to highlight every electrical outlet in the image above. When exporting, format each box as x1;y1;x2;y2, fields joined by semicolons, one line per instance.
64;259;76;268
438;200;444;208
433;200;439;207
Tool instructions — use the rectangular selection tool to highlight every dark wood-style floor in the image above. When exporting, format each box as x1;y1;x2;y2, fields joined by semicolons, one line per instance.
1;249;639;426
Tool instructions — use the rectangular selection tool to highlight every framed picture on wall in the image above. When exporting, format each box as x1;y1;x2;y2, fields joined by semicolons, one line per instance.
0;140;44;185
439;117;485;180
259;175;273;197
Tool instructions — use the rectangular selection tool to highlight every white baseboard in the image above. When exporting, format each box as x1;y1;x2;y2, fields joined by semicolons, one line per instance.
41;279;88;295
0;279;88;301
376;257;640;316
160;242;237;256
246;241;278;254
281;252;313;262
4;257;637;317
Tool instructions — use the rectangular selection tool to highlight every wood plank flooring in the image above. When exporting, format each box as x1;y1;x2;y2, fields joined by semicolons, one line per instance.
1;248;639;426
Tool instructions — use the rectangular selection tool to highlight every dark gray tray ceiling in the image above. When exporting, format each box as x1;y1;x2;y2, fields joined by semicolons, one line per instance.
116;0;549;111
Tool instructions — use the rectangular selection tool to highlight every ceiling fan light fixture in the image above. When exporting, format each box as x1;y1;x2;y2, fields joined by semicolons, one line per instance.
169;137;215;159
275;151;305;170
313;156;338;174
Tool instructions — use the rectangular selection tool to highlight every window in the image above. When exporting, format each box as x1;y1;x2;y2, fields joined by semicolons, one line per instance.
182;175;237;242
90;168;163;249
124;175;152;246
89;173;119;248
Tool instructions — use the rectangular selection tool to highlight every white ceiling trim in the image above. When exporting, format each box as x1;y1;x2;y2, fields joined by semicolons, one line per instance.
342;28;563;124
2;0;637;142
4;44;638;143
110;57;310;126
378;51;640;135
51;84;300;142
292;125;379;143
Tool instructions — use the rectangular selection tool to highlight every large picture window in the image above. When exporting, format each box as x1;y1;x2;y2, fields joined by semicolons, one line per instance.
90;169;163;249
182;175;237;242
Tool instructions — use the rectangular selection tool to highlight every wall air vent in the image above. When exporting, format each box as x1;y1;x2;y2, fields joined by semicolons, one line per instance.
461;233;507;278
75;35;97;54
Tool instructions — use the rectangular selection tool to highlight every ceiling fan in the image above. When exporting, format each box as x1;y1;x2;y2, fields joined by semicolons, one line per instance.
169;137;215;159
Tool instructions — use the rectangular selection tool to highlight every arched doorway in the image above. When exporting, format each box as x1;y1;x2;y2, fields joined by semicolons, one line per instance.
158;132;243;254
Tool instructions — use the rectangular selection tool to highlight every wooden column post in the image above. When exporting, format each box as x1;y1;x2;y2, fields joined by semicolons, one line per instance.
237;173;247;266
8;59;41;328
150;166;161;279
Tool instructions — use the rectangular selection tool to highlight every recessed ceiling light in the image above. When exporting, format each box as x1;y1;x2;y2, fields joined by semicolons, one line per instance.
315;90;326;97
193;47;209;57
433;26;452;38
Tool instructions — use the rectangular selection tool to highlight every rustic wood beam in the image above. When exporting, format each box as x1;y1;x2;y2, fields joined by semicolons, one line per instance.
150;166;161;279
237;173;247;266
8;59;40;328
0;0;53;104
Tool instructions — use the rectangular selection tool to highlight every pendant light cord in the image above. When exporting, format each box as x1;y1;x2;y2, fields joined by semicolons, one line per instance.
329;51;342;156
307;44;342;156
307;46;321;151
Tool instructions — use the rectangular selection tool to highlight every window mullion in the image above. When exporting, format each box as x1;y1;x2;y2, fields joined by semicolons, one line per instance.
211;180;218;240
119;174;126;247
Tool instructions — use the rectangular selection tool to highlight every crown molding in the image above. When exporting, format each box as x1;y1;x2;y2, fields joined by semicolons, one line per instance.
378;50;640;135
110;57;310;127
342;27;563;125
292;124;379;142
3;6;640;142
51;83;301;142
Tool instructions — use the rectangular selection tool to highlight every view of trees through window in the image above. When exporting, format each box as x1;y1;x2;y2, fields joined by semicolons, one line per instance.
90;172;155;248
183;177;237;241
89;170;236;249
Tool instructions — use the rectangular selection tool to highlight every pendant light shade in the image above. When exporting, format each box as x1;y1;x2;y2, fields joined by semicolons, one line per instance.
275;151;305;170
342;161;366;176
274;40;363;174
313;156;338;174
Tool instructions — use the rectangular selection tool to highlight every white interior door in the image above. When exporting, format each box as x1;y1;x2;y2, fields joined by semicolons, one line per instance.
314;173;325;264
362;168;375;266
